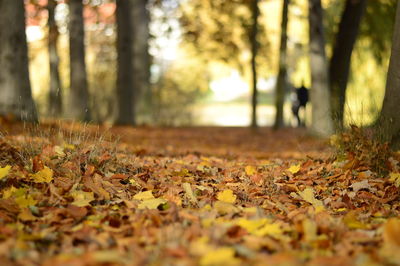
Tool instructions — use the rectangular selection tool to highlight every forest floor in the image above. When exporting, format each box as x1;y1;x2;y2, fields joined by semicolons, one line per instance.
0;122;399;266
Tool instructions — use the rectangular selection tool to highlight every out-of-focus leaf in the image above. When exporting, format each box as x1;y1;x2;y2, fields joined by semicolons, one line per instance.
137;198;167;210
245;165;256;176
70;190;94;207
31;167;53;183
133;190;155;200
343;211;369;229
217;189;236;204
389;172;400;187
288;164;301;174
200;247;240;266
298;187;325;212
0;165;11;180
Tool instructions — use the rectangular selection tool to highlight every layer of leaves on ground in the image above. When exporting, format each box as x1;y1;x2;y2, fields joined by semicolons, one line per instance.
0;123;399;266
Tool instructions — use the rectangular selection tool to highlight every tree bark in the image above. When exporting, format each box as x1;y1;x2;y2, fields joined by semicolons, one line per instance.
131;0;152;119
68;0;90;121
375;1;400;149
115;0;136;125
0;0;38;122
48;0;63;117
250;0;260;128
274;0;290;130
329;0;367;129
308;0;333;137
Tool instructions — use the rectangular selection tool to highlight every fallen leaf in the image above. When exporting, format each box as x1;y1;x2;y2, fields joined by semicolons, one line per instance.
217;189;236;204
137;198;167;210
70;190;95;207
200;247;240;266
245;165;256;176
183;183;198;204
383;218;400;247
389;172;400;187
288;164;301;174
343;211;369;230
31;167;53;183
133;190;155;200
298;187;325;212
0;165;11;180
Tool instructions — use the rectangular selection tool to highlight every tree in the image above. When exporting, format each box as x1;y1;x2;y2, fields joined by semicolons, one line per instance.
115;0;136;125
0;0;38;122
273;0;290;129
329;0;367;129
67;0;90;121
250;0;260;128
48;0;63;117
132;0;152;119
308;0;333;136
375;1;400;149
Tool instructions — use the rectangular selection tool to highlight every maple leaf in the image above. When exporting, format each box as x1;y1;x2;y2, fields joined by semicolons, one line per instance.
0;165;11;180
15;194;37;208
288;164;301;174
31;167;53;183
245;165;256;176
200;247;240;266
133;190;155;200
343;211;369;229
217;189;236;204
297;187;325;212
70;190;95;207
137;198;167;210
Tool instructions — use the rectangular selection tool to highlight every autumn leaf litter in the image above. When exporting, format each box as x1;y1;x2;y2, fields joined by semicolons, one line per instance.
0;124;400;265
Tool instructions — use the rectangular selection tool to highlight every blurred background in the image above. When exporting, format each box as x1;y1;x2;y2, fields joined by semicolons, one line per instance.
18;0;397;127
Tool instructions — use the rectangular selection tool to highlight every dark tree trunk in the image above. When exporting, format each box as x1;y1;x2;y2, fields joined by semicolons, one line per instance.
115;0;135;125
131;0;152;120
308;0;333;136
375;1;400;149
0;0;37;122
330;0;367;129
48;0;63;117
274;0;290;130
250;0;260;128
68;0;90;121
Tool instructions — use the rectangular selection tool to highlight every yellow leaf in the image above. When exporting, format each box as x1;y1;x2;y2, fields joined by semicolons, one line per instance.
298;187;325;212
15;194;37;208
288;164;301;174
389;172;400;187
71;190;95;207
254;223;283;237
133;190;154;200
343;211;369;229
0;165;11;180
200;247;240;266
236;218;269;233
213;201;239;215
217;189;236;204
2;186;18;199
31;167;53;183
18;208;37;221
137;198;167;210
245;165;256;176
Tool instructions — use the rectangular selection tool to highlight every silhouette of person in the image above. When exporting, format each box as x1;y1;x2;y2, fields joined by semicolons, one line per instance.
291;84;309;127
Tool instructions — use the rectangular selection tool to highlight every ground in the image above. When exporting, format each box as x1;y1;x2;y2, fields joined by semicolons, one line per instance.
0;122;399;266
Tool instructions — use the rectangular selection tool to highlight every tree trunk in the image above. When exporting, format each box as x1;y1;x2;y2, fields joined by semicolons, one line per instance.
329;0;367;129
274;0;290;130
48;0;63;117
308;0;333;137
115;0;135;125
68;0;90;121
131;0;152;120
375;1;400;149
0;0;38;122
250;0;259;128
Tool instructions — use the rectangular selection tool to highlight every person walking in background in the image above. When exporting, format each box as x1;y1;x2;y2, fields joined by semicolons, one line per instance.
291;83;309;127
